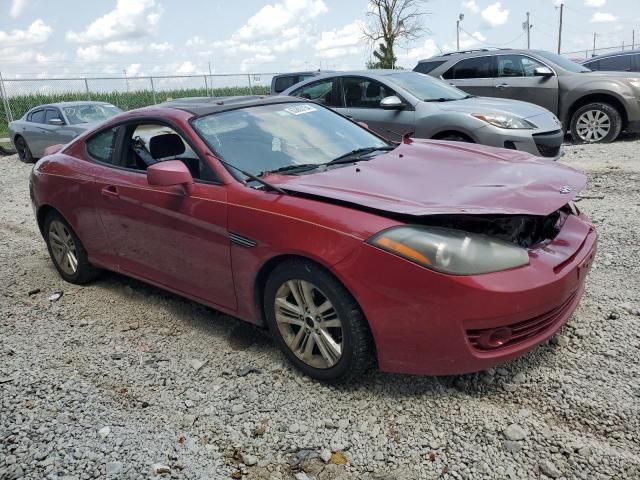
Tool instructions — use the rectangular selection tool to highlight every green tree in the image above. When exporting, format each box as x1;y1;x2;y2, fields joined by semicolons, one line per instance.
364;0;429;69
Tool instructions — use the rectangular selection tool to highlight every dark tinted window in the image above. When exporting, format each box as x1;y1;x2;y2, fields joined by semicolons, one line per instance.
414;60;446;74
496;55;546;77
291;79;336;106
340;77;395;108
592;55;633;71
86;128;118;164
443;56;494;79
44;109;62;124
274;75;313;93
29;109;45;123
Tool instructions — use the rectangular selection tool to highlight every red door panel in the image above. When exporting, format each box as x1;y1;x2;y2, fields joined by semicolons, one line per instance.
94;167;236;310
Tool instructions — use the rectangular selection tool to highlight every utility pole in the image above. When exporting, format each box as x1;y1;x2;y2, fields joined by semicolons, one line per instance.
123;69;130;92
208;61;213;97
557;3;564;54
592;33;597;56
522;12;532;49
456;13;464;51
633;29;635;50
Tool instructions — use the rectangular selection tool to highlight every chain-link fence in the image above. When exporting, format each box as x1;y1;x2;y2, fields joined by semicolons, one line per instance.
0;73;276;138
562;43;639;60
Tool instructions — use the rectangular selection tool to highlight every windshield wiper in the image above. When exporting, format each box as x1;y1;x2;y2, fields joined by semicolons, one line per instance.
423;97;458;102
326;146;396;165
260;163;322;176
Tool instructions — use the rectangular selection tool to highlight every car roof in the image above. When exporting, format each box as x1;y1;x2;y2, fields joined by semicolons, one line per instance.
159;95;308;116
417;48;551;63
582;49;640;61
31;101;117;109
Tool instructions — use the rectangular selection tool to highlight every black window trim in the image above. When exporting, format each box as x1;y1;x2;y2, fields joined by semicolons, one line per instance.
440;53;557;81
44;107;65;125
27;108;46;123
336;75;415;111
583;52;636;70
83;116;223;186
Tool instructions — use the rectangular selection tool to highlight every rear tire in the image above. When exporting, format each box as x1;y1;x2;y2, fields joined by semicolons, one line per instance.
15;136;35;163
44;211;100;284
570;102;622;143
263;259;375;384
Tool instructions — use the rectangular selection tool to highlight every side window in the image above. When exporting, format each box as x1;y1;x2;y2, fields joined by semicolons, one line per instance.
443;56;494;79
414;60;446;75
583;59;598;70
125;124;215;182
44;109;62;124
598;55;632;71
496;55;545;77
292;79;335;106
29;109;45;123
341;77;395;108
86;128;118;164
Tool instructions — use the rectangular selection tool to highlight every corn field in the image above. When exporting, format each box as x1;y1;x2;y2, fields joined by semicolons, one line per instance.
0;73;274;140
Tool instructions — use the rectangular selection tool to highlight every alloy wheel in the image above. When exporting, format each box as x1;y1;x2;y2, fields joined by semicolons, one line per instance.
16;138;27;161
575;109;611;142
274;279;343;369
48;219;79;275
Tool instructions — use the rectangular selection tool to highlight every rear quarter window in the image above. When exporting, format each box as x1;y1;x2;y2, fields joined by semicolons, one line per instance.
413;60;447;75
86;128;118;164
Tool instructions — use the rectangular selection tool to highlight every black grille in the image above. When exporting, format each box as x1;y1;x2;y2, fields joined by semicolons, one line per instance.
536;143;561;158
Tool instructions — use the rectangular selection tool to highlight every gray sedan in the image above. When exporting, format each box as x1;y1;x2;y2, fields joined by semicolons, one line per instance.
9;102;122;163
282;70;564;159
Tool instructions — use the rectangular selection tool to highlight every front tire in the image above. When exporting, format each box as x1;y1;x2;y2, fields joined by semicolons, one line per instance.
263;259;375;383
44;212;100;284
15;136;35;163
570;103;622;143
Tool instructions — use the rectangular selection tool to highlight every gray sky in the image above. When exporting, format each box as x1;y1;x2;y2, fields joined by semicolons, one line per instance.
1;0;639;78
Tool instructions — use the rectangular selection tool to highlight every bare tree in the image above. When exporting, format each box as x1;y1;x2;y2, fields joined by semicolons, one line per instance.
364;0;429;69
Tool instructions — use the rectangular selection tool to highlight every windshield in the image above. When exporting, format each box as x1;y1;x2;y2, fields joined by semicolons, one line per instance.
63;104;122;125
192;102;389;177
537;51;591;73
387;71;468;101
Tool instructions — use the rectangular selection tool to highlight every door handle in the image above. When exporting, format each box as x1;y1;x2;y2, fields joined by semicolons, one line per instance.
496;83;510;90
101;185;119;198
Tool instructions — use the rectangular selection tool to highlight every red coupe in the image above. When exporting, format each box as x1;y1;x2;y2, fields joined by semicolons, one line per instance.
30;96;597;383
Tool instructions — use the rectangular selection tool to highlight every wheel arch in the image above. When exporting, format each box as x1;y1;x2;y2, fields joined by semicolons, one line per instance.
431;130;475;142
36;204;62;237
566;93;628;129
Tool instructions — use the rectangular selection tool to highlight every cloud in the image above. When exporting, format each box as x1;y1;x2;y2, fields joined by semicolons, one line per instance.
149;42;173;52
35;51;67;64
315;20;364;59
481;2;509;27
397;39;440;66
176;61;197;75
76;45;103;62
104;41;145;55
462;1;480;14
66;0;163;43
0;19;53;47
444;30;487;51
585;0;606;6
10;0;28;18
590;12;617;22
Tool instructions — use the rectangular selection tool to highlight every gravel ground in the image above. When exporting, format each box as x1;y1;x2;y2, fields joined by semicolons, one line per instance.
1;138;639;480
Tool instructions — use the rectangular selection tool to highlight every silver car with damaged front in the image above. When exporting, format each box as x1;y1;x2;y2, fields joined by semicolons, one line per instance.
282;70;564;159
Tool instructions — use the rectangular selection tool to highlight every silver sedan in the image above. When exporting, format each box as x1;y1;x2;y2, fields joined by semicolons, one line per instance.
282;70;564;159
9;101;122;163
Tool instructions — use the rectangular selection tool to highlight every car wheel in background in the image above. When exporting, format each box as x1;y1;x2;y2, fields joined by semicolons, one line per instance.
15;136;35;163
264;259;375;383
44;212;100;284
570;103;622;143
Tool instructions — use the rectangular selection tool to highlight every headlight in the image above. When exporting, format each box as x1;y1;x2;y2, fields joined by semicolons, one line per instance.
368;226;529;275
472;113;537;129
628;80;640;89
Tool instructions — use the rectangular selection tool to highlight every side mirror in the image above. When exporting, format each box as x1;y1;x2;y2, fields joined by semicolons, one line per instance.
147;160;194;192
380;95;406;110
48;118;64;125
534;66;554;77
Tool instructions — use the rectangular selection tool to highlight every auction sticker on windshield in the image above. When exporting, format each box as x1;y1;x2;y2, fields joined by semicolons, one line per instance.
284;104;317;115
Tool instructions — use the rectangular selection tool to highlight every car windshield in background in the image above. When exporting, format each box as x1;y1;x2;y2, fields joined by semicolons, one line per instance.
63;104;122;125
192;102;389;177
537;51;591;73
387;72;468;101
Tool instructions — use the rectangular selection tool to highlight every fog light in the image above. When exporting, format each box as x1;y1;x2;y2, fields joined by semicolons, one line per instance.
478;327;513;349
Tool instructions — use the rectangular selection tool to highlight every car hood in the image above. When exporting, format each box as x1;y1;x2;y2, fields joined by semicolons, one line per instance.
267;140;585;217
433;96;550;119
